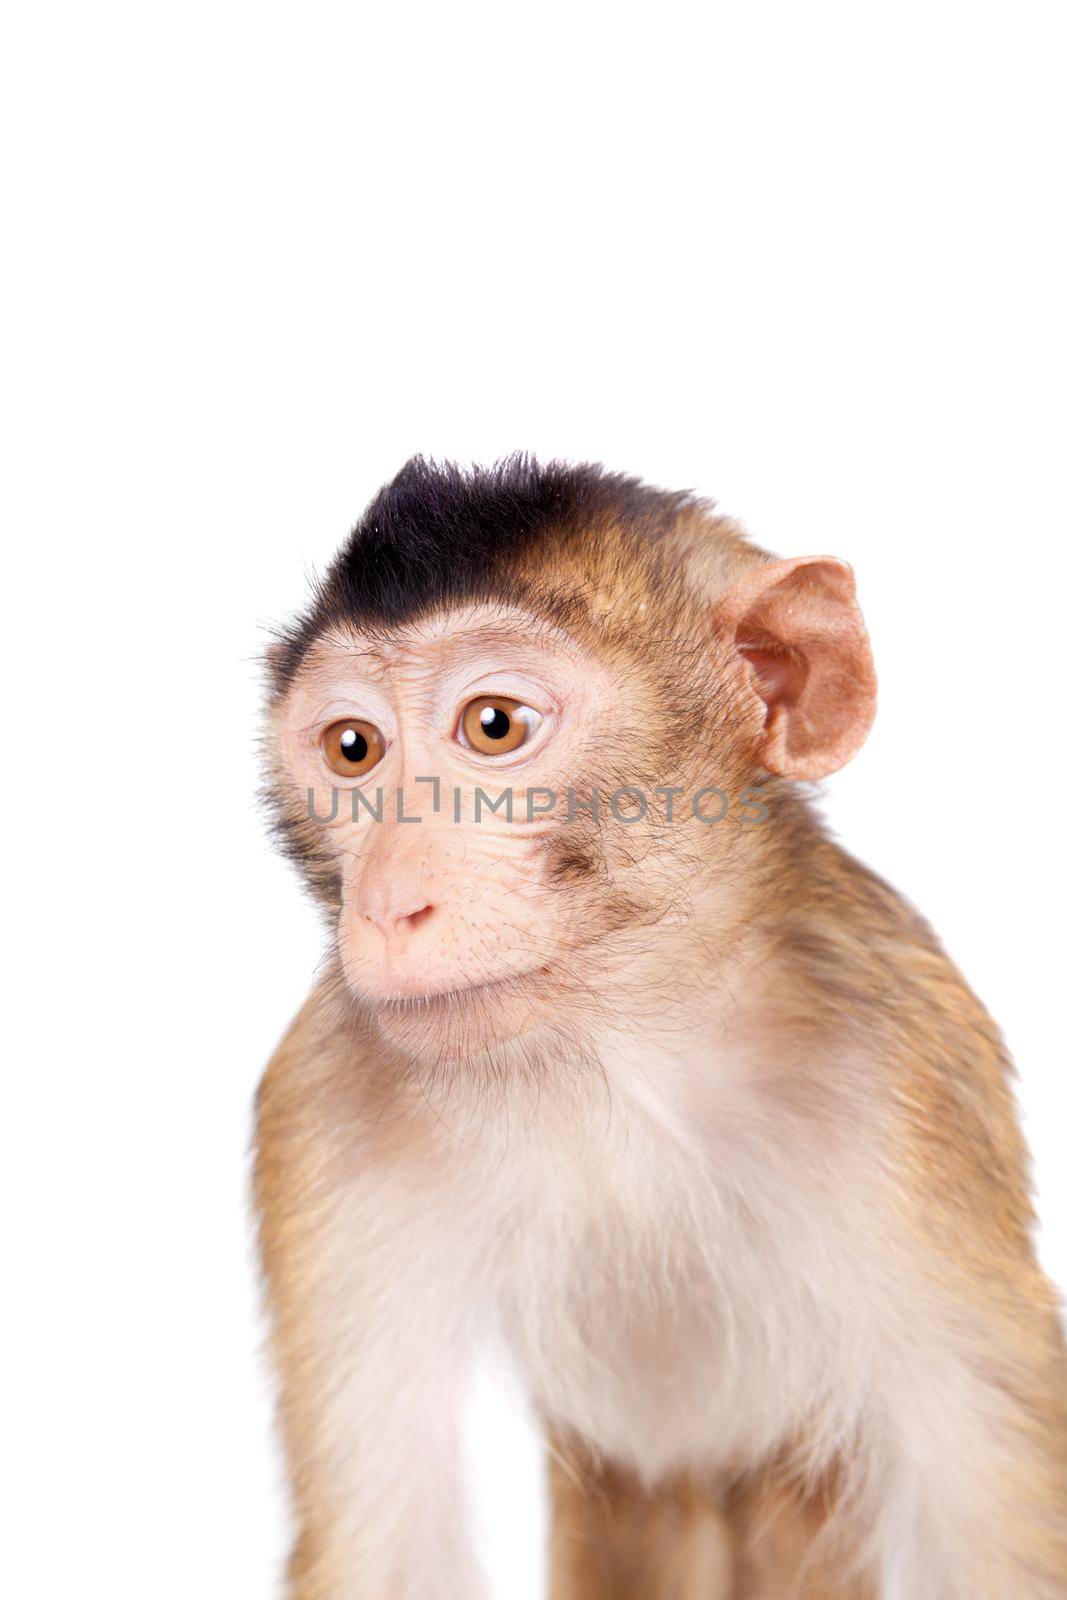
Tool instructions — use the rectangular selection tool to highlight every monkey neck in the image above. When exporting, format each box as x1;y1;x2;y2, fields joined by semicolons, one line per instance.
586;787;882;1069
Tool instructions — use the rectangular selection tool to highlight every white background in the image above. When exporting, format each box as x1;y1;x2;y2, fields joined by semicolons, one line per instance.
2;4;1064;1596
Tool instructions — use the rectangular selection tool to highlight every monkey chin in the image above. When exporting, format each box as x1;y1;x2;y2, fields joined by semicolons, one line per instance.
370;971;548;1066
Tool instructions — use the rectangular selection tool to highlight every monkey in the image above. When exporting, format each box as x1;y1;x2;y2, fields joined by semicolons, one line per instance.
255;456;1067;1599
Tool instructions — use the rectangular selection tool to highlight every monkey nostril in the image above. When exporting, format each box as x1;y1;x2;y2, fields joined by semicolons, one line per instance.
400;904;435;932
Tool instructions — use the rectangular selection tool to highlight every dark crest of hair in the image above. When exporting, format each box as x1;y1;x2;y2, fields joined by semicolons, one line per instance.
269;454;695;691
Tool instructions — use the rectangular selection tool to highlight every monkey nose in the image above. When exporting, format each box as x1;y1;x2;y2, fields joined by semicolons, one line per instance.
360;898;436;938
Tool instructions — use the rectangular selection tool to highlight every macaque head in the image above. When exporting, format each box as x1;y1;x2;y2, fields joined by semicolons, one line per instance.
265;458;876;1064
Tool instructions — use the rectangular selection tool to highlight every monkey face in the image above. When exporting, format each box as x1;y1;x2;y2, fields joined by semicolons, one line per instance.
267;602;728;1062
264;462;876;1065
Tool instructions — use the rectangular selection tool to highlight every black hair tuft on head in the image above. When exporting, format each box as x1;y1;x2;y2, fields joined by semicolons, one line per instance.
269;454;694;689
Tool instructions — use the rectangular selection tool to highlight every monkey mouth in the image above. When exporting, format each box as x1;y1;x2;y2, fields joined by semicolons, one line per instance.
370;965;552;1013
366;966;554;1061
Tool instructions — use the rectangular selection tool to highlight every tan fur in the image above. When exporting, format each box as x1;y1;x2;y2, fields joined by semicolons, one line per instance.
256;488;1067;1598
548;1435;735;1598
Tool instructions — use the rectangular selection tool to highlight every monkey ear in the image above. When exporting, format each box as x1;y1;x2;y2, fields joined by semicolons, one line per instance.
714;556;877;781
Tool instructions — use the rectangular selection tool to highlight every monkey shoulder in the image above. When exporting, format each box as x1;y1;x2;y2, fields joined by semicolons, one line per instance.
253;975;427;1175
777;839;1035;1247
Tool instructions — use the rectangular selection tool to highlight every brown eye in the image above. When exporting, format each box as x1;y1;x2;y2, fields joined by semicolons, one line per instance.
460;696;542;756
320;718;386;777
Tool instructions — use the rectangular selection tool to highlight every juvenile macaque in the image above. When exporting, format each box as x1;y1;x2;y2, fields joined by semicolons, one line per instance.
256;457;1067;1599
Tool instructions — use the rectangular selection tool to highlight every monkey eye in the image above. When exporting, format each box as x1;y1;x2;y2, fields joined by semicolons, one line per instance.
458;696;542;756
319;718;386;778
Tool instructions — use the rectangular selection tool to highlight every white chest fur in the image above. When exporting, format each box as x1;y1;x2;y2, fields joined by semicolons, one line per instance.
464;1036;882;1487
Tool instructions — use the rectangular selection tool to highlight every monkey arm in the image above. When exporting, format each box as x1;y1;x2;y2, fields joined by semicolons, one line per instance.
773;850;1067;1596
876;1116;1067;1595
254;985;491;1600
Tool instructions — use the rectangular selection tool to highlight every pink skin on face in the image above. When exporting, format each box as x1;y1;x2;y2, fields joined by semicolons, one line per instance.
278;606;621;1052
